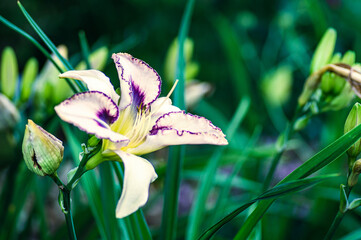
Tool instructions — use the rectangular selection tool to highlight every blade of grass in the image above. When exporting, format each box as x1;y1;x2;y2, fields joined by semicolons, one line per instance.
0;15;64;74
212;13;251;100
198;174;338;239
0;165;34;240
211;126;262;223
79;31;91;69
17;1;86;92
99;163;120;240
0;14;80;94
160;0;195;239
186;97;250;240
236;123;361;239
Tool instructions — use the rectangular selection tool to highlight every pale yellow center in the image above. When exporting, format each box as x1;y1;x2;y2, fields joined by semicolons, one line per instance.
102;80;179;152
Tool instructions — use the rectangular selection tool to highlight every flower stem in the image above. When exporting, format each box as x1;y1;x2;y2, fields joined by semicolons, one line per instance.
324;211;345;240
50;174;77;240
324;183;353;239
262;106;302;191
62;189;77;240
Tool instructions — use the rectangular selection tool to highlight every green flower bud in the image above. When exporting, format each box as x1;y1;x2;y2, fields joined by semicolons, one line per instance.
293;115;310;132
75;46;109;71
333;51;355;95
344;103;361;159
164;38;198;85
261;65;292;106
320;53;341;94
34;45;72;106
20;58;38;102
310;28;336;73
22;120;64;176
348;159;361;187
1;47;18;99
0;93;20;131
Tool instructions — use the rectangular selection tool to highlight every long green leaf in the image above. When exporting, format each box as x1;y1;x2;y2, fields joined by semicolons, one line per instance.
0;15;64;74
17;1;86;92
211;126;262;223
99;163;120;240
79;31;91;70
198;174;338;239
236;123;361;239
186;97;250;239
212;14;250;100
160;0;195;239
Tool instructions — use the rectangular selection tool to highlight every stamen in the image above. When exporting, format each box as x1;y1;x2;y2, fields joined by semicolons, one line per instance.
149;79;179;116
117;80;180;150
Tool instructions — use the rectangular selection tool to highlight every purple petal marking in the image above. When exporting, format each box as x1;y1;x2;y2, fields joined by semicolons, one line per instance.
112;53;162;109
149;111;222;136
58;91;119;129
96;107;118;125
130;76;146;108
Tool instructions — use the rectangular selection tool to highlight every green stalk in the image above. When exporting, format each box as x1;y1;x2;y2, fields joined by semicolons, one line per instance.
79;31;91;69
324;212;345;240
50;174;77;240
62;189;77;240
324;180;353;239
262;106;302;191
160;0;195;239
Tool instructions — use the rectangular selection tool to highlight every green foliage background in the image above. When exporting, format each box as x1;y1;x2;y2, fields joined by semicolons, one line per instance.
2;0;361;239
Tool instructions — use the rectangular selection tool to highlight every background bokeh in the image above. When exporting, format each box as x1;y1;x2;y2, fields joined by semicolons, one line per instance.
2;0;361;239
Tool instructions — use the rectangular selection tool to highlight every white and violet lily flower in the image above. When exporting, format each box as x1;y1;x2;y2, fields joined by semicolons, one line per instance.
55;53;228;218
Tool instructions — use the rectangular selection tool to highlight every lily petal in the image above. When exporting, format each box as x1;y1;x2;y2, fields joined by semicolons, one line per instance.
55;91;128;143
59;70;120;104
128;111;228;155
112;53;161;109
150;97;181;124
114;150;157;218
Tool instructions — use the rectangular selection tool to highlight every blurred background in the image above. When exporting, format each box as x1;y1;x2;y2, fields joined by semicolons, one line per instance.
1;0;361;239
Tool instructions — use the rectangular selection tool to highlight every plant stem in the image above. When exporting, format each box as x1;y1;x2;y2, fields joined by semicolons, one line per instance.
262;106;302;191
50;174;77;240
324;182;353;239
62;189;77;240
324;211;345;240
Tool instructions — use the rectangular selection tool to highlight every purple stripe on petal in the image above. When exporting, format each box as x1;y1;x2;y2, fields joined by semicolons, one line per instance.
130;77;146;108
149;111;225;136
62;91;120;125
112;53;162;109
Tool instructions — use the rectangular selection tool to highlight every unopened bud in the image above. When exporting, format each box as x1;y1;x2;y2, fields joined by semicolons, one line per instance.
22;120;64;176
344;103;361;159
310;28;336;73
87;135;100;148
1;47;18;99
348;159;361;187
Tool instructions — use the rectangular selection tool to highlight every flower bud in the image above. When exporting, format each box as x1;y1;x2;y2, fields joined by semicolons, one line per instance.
0;93;20;131
348;159;361;187
20;57;38;102
344;103;361;159
1;46;18;99
22;120;64;176
310;28;336;73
